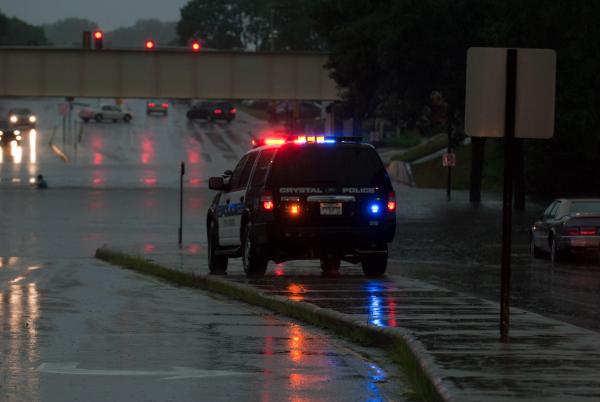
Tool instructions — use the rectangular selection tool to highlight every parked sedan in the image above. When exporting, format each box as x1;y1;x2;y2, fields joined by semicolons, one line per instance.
531;199;600;262
186;101;236;123
79;105;132;123
8;108;36;129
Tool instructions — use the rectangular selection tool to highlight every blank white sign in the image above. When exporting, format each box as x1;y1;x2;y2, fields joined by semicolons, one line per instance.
465;47;556;139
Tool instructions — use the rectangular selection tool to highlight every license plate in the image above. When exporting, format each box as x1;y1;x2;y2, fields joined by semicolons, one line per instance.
320;202;343;215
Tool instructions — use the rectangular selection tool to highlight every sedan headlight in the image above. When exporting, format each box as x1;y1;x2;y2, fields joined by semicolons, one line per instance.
29;115;37;123
9;115;18;123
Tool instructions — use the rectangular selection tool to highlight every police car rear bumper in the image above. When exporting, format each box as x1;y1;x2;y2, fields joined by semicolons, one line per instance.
252;222;395;252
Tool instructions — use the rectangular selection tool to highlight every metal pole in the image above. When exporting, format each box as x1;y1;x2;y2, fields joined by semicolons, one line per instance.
500;48;517;342
178;161;185;247
446;124;452;201
62;115;66;148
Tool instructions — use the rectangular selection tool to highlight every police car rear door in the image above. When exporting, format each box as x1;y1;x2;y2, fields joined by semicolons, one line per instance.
217;152;258;246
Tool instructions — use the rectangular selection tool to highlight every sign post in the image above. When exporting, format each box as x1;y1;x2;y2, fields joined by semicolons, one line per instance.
179;162;185;248
465;47;556;342
500;49;517;342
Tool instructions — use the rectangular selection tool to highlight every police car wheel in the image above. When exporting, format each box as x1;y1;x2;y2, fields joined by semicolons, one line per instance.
361;248;388;277
242;225;267;277
208;220;228;274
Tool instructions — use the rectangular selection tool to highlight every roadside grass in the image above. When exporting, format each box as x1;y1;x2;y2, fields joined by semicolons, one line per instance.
383;132;423;149
392;133;448;162
411;142;503;191
95;248;445;402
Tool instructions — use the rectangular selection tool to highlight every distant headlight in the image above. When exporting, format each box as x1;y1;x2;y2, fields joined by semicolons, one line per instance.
9;115;18;123
0;131;3;136
29;115;36;123
16;135;22;141
14;130;20;135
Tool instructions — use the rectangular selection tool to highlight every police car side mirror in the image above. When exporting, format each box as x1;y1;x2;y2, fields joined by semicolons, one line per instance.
209;177;226;191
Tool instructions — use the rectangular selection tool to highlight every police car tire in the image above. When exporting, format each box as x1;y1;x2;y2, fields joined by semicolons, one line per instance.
208;221;228;274
361;249;388;277
242;225;267;277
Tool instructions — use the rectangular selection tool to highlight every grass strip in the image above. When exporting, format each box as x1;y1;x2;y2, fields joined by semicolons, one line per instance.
391;133;448;162
95;247;448;402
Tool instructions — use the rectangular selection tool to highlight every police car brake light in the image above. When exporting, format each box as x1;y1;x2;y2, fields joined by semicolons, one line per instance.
387;192;396;212
261;190;274;211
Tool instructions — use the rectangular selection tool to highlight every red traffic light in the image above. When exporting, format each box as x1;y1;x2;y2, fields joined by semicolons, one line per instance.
191;41;201;52
93;30;104;49
145;40;155;50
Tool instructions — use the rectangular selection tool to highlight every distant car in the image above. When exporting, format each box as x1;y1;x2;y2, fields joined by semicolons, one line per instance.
146;100;169;116
79;105;132;123
186;101;236;123
8;108;36;129
0;119;23;145
531;199;600;262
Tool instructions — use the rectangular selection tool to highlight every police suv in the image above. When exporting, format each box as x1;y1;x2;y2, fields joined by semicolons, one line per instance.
207;135;396;277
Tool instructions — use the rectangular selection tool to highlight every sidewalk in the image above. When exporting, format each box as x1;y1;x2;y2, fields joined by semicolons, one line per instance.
104;242;600;401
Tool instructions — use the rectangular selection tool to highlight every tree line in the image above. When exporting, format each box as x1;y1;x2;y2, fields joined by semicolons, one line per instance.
177;0;322;50
0;10;48;46
310;0;600;199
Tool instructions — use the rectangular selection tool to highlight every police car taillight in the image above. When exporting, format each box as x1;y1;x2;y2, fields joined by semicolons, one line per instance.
261;190;274;211
387;192;396;212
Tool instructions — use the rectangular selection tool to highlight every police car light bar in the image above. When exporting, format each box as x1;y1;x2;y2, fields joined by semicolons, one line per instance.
251;135;363;148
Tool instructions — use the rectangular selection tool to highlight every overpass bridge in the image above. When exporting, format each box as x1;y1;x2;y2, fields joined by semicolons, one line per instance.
0;48;338;100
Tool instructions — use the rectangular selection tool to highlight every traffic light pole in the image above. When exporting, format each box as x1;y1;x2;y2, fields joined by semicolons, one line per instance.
500;48;517;342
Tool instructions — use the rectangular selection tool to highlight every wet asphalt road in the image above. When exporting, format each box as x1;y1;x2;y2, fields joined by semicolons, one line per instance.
1;97;599;400
0;99;405;401
390;188;600;333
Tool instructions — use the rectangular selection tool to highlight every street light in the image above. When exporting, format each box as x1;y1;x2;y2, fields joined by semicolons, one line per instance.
145;40;155;50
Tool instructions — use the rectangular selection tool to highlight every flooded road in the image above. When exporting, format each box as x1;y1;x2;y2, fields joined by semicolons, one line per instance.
0;98;405;401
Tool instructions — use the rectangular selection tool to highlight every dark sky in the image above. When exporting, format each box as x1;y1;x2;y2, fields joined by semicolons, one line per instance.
0;0;189;30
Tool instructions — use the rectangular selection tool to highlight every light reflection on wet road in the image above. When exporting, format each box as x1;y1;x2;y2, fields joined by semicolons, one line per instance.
0;98;403;401
0;98;268;188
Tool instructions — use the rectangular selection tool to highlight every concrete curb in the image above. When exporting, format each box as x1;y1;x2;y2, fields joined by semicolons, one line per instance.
95;247;451;402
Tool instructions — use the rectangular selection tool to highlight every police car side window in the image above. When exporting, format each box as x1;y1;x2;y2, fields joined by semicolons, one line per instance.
250;149;275;188
237;152;258;190
228;155;249;191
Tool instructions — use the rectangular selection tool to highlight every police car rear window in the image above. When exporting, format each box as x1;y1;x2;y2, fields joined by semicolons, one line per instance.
270;146;386;186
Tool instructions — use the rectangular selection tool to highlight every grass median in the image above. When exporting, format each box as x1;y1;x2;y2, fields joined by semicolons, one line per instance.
95;247;447;402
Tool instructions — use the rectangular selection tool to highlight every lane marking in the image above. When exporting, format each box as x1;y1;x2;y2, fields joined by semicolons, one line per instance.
38;362;251;380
